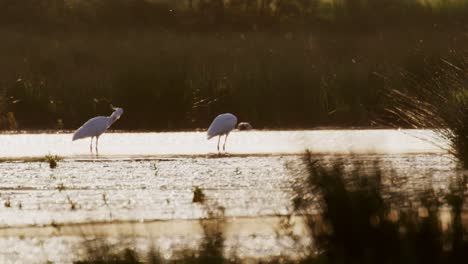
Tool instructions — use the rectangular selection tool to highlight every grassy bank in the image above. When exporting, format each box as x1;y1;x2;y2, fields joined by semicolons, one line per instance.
0;0;466;130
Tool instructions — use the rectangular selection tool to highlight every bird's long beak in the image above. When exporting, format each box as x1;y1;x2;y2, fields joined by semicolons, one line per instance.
110;104;117;110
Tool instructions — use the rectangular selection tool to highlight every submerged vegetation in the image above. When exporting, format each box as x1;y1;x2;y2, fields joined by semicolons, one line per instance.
45;154;62;168
3;196;11;208
0;0;466;130
192;186;206;203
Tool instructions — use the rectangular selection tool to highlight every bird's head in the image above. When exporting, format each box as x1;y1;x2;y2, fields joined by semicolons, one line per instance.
109;106;124;122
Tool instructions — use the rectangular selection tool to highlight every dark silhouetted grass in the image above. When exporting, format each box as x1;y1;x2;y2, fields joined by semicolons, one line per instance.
45;154;62;168
293;151;468;264
77;205;232;264
74;152;467;263
385;59;468;168
192;186;206;203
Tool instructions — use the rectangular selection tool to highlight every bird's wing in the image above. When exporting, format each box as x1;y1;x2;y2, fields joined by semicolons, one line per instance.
207;114;238;139
72;116;110;141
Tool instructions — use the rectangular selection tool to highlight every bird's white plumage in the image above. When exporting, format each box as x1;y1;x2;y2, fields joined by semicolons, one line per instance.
72;116;110;140
207;113;238;139
72;107;123;154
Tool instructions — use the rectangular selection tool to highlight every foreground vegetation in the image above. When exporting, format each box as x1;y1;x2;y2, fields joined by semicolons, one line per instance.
76;153;467;263
293;152;468;263
386;59;468;168
0;0;466;130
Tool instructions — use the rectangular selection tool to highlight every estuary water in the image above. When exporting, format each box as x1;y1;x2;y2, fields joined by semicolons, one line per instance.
0;129;446;158
0;129;459;263
0;129;452;226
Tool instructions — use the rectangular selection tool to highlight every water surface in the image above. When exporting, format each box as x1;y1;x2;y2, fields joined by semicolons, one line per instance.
0;129;457;263
0;129;446;158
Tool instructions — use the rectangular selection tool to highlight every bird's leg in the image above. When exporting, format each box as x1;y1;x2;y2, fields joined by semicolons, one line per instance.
223;133;229;152
217;135;221;153
90;137;94;154
96;136;99;156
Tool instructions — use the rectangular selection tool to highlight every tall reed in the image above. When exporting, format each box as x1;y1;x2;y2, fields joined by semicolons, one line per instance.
385;59;468;168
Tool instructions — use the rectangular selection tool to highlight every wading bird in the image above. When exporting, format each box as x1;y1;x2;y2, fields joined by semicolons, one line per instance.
207;113;237;153
72;106;124;155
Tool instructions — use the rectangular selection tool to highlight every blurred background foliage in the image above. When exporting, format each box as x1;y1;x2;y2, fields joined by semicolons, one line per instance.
0;0;466;130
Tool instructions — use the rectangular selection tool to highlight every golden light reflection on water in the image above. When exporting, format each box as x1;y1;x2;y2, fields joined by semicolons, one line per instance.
0;130;458;263
0;129;447;158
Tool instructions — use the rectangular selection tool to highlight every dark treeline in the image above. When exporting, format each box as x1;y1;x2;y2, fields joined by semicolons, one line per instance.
0;0;467;130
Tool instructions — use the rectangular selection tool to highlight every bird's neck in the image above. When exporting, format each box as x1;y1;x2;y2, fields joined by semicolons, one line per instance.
107;116;117;126
107;109;121;127
107;116;118;126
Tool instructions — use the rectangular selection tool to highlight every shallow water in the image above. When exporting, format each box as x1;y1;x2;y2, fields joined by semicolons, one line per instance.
0;129;446;158
0;130;459;263
0;153;458;226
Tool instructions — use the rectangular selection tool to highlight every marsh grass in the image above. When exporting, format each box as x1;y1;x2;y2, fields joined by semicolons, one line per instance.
192;186;206;203
67;195;78;210
45;154;63;169
77;206;231;264
3;196;11;208
385;59;468;168
0;0;466;130
75;180;229;263
293;151;468;264
151;163;159;177
6;112;17;130
56;183;66;191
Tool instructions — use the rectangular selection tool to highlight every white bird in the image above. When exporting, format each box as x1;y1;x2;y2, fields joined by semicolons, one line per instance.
207;113;237;153
72;106;124;155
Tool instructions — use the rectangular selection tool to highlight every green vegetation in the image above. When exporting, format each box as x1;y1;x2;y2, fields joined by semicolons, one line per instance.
0;0;466;130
